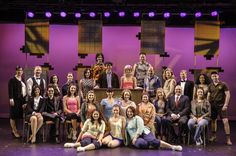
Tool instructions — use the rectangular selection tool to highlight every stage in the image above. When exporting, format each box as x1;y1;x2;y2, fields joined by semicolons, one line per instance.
0;119;235;156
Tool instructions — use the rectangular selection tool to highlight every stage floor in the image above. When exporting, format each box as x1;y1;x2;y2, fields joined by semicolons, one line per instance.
0;119;235;156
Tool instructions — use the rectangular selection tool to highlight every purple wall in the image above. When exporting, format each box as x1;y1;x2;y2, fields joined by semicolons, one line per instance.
0;24;235;119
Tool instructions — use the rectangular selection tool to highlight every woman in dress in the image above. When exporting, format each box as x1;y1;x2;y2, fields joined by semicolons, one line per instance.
8;65;27;138
163;68;176;99
119;89;136;115
100;88;119;121
64;109;106;152
81;90;101;124
63;84;81;141
188;87;211;145
102;105;126;148
193;73;211;99
79;68;95;100
49;74;61;97
120;65;137;89
125;106;182;151
137;93;156;133
26;85;45;143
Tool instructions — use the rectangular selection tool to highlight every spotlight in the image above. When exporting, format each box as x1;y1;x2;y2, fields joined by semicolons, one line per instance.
148;12;155;17
75;13;81;18
89;12;96;17
119;11;125;17
104;12;110;18
60;11;67;18
180;12;187;18
195;12;202;18
45;12;52;18
133;12;140;18
211;11;218;17
163;12;170;18
27;12;34;18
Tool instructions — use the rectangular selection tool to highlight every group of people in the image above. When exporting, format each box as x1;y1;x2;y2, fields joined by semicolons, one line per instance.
8;53;232;153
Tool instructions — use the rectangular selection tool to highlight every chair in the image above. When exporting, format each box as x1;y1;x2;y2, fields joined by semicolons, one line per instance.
63;120;73;140
170;122;187;144
42;120;55;142
187;124;208;146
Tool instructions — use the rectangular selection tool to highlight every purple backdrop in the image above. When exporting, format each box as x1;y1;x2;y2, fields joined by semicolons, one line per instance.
0;24;235;119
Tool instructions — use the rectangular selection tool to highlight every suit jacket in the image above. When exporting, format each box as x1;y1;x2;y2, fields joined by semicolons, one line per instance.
167;95;190;117
26;97;45;115
177;80;194;101
97;72;120;88
44;96;63;115
8;77;25;100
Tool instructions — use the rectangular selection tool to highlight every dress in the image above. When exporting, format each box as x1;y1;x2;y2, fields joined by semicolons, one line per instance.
80;78;94;98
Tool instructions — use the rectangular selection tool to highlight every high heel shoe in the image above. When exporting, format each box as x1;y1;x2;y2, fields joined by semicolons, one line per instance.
27;135;33;143
12;131;21;138
31;137;36;144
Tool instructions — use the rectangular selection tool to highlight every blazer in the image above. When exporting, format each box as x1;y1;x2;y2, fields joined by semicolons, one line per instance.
167;95;190;117
8;77;25;100
177;80;194;101
97;72;120;88
26;96;45;115
190;99;211;121
44;96;63;115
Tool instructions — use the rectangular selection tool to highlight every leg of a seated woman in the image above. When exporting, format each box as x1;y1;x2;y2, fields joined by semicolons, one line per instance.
36;115;43;133
107;139;121;148
160;140;182;151
30;116;37;142
194;119;208;141
102;135;112;145
134;137;148;148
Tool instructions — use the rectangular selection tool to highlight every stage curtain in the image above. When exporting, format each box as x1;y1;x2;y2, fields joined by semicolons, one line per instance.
25;19;49;56
194;21;220;56
141;20;165;55
78;20;102;54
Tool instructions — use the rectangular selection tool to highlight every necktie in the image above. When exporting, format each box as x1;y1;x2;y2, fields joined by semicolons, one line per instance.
175;96;180;107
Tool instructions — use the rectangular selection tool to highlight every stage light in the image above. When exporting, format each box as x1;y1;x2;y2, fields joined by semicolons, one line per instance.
104;12;110;18
75;12;81;18
211;11;218;17
133;12;140;17
163;12;170;18
195;12;202;18
45;12;52;18
60;11;67;18
119;11;125;17
180;12;187;18
89;12;96;17
27;12;34;18
148;12;155;17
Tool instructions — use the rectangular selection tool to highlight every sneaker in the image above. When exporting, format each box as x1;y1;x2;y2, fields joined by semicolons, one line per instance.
196;140;201;146
172;145;183;151
64;143;75;148
77;147;85;152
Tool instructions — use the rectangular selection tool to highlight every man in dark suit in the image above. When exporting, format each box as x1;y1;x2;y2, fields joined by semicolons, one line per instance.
96;62;119;88
177;70;194;101
43;84;63;143
165;85;190;143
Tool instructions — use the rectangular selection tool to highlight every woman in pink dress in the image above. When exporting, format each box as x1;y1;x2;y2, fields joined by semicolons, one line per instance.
63;84;81;141
120;65;137;89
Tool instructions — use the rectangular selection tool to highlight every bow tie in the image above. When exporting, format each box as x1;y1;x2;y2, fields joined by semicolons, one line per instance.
36;78;40;80
181;80;186;82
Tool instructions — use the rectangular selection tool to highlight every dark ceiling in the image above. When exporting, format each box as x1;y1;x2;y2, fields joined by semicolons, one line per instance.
0;0;236;27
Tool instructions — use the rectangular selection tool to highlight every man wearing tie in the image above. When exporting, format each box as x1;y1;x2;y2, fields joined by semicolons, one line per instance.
164;85;190;143
26;66;46;97
177;70;194;102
